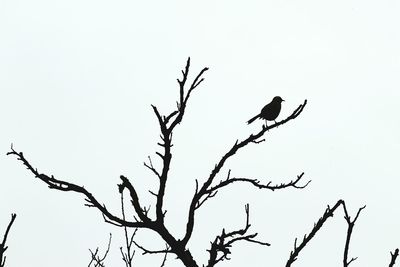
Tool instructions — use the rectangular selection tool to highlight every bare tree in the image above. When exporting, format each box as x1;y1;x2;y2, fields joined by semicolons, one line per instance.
0;214;16;267
7;58;397;266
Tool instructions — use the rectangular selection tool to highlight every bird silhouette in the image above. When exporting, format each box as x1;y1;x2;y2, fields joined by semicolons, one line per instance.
247;96;284;125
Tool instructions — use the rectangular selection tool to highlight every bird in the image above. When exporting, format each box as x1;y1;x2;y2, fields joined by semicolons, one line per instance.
247;96;284;125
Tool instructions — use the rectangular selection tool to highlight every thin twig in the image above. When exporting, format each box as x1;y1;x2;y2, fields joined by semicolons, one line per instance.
120;191;137;267
133;241;172;255
206;204;270;267
144;156;161;179
88;233;112;267
159;244;169;267
0;214;16;267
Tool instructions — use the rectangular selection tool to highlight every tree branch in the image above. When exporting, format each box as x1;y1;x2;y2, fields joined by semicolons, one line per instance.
206;204;270;267
183;100;308;246
286;200;366;267
8;59;208;267
133;241;172;255
88;233;112;267
150;58;208;224
144;156;161;179
342;204;366;267
204;172;310;196
159;244;170;267
170;57;209;131
7;146;146;228
389;248;399;267
0;214;16;267
118;175;151;223
286;200;343;266
119;191;137;267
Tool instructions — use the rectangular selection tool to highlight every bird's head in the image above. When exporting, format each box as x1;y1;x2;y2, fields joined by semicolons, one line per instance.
273;96;284;103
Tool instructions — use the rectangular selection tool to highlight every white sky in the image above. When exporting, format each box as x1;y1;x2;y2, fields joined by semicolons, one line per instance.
1;1;399;266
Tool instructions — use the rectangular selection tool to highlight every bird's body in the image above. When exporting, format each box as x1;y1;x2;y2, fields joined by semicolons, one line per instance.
247;96;284;125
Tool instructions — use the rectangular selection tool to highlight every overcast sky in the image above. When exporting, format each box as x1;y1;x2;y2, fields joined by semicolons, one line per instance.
1;1;399;267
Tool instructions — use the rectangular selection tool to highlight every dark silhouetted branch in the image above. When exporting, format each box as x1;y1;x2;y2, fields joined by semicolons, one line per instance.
88;233;112;267
144;156;161;179
118;175;151;223
0;213;16;267
286;200;366;267
206;204;270;267
8;58;309;267
7;146;146;228
119;191;137;267
195;172;309;211
205;172;309;196
389;248;399;267
133;241;172;255
342;204;366;266
183;100;308;247
151;57;209;224
286;200;343;267
159;244;169;267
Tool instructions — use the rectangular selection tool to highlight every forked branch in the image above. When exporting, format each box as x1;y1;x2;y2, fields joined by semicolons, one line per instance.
286;200;366;267
88;233;112;267
150;57;209;223
342;204;366;266
119;191;137;267
183;99;308;246
389;248;399;267
7;146;147;228
7;58;310;267
206;204;270;267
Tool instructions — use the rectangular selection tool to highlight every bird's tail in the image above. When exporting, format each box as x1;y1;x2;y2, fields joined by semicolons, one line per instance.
247;114;260;124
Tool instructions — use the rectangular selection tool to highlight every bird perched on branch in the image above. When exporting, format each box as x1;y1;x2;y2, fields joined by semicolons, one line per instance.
247;96;284;125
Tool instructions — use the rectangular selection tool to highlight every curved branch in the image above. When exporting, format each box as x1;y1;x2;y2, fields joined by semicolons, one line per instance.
194;172;309;211
205;172;309;195
206;204;270;267
182;100;308;246
118;176;151;223
7;146;146;228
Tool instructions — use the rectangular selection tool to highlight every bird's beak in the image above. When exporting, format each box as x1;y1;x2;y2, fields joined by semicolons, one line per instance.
282;99;285;102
